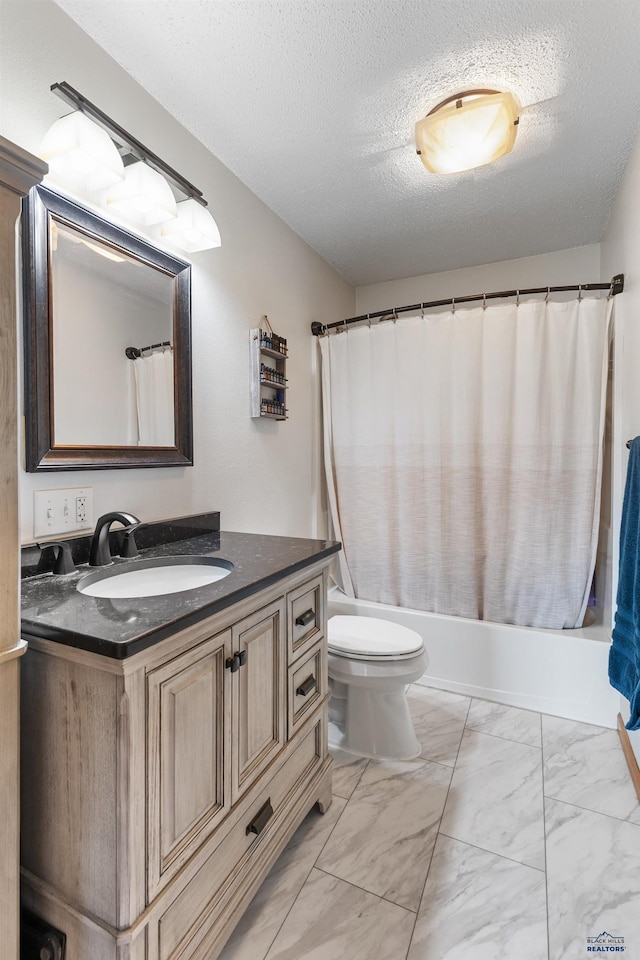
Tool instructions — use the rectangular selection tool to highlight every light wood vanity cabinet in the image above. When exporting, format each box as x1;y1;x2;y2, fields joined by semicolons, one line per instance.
20;560;332;960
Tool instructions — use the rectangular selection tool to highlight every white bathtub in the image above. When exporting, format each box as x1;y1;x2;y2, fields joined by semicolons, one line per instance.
328;587;619;728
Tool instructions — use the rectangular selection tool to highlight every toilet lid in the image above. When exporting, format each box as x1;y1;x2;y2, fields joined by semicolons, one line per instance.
328;616;423;658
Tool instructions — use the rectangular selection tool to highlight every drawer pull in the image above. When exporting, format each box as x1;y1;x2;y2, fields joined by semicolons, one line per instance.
226;655;240;673
296;608;315;627
296;675;317;697
246;798;273;836
238;649;248;667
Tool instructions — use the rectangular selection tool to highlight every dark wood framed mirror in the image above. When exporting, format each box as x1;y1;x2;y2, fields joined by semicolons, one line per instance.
22;184;193;471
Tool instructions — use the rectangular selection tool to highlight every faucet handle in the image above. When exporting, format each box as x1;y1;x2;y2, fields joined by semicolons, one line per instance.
120;522;146;559
37;541;75;575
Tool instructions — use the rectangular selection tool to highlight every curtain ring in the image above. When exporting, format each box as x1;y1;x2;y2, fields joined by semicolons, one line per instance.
608;281;614;299
516;289;520;307
451;297;456;314
482;292;487;310
421;303;425;318
578;285;583;301
545;287;550;304
393;308;398;323
367;313;371;328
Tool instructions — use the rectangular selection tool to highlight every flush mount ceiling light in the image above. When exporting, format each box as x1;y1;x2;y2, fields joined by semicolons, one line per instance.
105;161;177;226
415;89;520;175
40;111;125;193
159;198;222;252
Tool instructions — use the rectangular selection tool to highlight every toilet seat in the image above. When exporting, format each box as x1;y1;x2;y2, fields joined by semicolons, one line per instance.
328;615;424;661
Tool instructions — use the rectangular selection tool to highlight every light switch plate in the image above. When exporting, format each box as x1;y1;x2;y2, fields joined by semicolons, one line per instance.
34;488;94;539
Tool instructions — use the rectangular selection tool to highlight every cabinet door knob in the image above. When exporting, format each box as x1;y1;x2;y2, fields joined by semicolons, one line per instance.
226;655;240;673
295;609;315;627
246;798;273;836
296;675;317;697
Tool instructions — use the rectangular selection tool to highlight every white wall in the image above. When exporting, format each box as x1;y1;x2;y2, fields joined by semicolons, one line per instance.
0;0;354;543
53;255;172;445
356;244;602;316
601;129;640;762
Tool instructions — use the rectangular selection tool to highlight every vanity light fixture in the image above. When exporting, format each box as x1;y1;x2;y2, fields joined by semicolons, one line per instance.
160;198;221;252
40;82;222;253
415;89;520;175
39;110;125;194
105;161;177;226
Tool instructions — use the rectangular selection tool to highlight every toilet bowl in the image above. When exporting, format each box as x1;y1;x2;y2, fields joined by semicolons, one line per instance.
327;615;428;761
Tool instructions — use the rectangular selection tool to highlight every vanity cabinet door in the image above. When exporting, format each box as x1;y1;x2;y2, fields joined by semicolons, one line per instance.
147;628;233;898
231;598;286;802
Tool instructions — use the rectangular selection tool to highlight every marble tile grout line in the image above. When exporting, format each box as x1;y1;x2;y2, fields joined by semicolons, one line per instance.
542;793;640;828
313;865;419;915
331;758;369;801
542;792;640;826
463;728;543;749
257;794;350;960
461;692;542;717
402;693;474;959
540;711;552;960
435;831;546;874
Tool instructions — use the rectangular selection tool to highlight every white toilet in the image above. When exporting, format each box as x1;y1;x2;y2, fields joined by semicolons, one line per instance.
327;615;428;761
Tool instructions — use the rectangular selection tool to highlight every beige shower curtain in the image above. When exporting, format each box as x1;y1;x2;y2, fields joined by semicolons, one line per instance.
132;348;175;446
320;296;613;629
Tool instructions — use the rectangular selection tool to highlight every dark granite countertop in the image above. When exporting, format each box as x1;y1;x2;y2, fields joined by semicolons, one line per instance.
21;522;340;659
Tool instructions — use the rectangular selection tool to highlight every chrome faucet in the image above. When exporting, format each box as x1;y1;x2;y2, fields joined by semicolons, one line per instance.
89;512;142;566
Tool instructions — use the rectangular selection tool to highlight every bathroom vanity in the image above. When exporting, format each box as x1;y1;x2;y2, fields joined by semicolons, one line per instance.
20;516;340;959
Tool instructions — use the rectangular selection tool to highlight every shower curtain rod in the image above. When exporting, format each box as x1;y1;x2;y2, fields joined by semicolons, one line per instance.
125;340;172;359
311;273;625;336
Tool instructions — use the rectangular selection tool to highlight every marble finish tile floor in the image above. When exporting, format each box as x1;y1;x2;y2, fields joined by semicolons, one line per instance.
221;688;640;960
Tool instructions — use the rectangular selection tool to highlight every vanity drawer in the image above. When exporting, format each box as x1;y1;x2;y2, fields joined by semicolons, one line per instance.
287;573;325;663
157;716;324;960
288;641;326;738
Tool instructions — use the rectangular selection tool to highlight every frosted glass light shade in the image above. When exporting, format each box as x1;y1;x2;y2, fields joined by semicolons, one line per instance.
105;161;177;226
415;91;520;175
160;198;221;252
40;111;125;192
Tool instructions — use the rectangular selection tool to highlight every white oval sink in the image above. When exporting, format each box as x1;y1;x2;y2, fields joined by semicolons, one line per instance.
77;557;233;599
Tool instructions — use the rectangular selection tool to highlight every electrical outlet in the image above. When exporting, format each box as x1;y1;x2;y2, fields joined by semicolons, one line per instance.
34;488;93;539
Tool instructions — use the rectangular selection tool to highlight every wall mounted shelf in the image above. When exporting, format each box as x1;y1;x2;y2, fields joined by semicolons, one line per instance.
250;326;288;421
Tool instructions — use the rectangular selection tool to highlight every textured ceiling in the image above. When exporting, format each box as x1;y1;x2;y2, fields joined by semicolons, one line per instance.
53;0;640;286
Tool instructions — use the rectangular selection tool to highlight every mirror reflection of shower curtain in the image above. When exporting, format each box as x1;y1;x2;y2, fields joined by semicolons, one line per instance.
320;297;613;629
132;349;174;446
